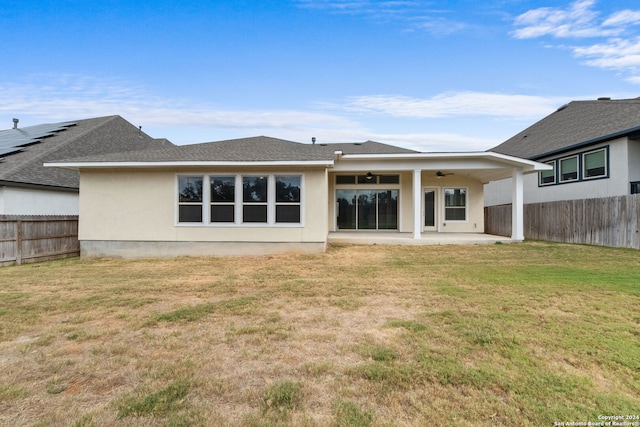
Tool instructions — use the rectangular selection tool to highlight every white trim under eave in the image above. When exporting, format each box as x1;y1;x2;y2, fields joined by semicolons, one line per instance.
43;160;336;170
337;151;552;172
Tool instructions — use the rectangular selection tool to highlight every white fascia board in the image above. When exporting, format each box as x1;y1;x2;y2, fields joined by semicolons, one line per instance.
44;160;335;170
337;151;551;173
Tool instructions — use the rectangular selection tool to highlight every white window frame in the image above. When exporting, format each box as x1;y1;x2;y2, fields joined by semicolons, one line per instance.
559;156;579;183
209;175;236;223
177;175;205;224
175;173;304;227
274;175;303;224
538;160;556;186
443;187;468;222
582;148;607;180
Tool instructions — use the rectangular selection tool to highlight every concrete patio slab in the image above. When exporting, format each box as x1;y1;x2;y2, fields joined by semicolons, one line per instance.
327;232;517;246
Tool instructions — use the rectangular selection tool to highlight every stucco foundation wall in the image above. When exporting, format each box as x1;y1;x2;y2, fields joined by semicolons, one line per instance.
81;240;326;258
78;168;329;245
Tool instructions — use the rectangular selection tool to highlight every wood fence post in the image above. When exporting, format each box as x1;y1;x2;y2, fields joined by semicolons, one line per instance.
15;220;23;265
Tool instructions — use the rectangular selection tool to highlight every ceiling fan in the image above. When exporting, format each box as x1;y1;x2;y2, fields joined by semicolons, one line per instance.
435;170;454;178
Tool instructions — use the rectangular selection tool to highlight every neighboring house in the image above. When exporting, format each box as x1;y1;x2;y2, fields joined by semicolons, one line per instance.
46;136;548;257
0;115;173;215
485;97;640;206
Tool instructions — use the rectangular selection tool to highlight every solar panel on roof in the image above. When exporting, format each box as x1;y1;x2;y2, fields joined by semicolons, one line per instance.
0;121;76;159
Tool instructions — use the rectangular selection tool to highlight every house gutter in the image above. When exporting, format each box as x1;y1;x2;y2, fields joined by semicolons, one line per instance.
0;180;79;193
44;160;336;170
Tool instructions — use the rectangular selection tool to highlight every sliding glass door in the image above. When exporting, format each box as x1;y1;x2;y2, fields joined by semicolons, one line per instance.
337;190;398;230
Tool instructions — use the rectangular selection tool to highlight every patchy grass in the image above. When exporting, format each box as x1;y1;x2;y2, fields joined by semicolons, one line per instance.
0;242;639;426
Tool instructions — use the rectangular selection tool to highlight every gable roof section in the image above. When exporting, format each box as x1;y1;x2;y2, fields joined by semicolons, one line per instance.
490;98;640;160
0;116;174;190
44;137;418;166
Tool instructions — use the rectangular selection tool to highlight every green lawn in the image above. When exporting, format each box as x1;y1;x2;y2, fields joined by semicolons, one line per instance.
0;242;638;426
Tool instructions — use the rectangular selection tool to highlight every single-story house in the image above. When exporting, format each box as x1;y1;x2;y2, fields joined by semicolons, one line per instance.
46;136;549;257
0;115;173;215
485;97;640;206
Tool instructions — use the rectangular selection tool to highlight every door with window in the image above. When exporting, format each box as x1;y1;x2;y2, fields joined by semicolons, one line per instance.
336;189;398;230
423;188;438;231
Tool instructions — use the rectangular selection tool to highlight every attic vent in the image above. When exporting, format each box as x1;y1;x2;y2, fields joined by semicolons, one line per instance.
597;97;611;101
556;103;569;111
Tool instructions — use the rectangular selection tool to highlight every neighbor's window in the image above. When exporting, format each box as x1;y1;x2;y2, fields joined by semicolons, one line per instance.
178;176;203;222
560;156;578;182
631;181;640;194
242;176;268;223
210;176;235;222
275;176;301;223
583;149;606;179
539;161;556;186
444;188;466;221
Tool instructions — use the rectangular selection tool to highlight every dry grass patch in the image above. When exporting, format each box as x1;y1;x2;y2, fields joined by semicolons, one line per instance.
0;242;639;426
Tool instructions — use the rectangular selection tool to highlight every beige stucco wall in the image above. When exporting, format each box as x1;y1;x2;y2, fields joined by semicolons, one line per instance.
421;172;485;233
79;167;329;245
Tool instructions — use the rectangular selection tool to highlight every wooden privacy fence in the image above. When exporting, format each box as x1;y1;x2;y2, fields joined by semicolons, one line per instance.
0;216;80;266
485;195;640;249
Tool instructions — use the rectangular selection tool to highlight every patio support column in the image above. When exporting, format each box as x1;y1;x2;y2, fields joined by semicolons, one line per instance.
413;169;422;239
511;168;524;241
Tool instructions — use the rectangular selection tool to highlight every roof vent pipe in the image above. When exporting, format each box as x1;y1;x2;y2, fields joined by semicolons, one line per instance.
12;118;18;129
312;137;316;144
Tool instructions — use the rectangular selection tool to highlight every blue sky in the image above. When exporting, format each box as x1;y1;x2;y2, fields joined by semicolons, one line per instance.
2;0;640;151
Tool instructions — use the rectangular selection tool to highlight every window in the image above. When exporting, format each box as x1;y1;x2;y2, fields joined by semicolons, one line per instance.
539;161;556;185
560;156;578;182
243;176;268;223
178;176;203;222
444;188;466;221
538;146;610;187
336;175;356;185
583;149;606;179
210;176;235;222
336;174;399;185
275;176;301;223
631;181;640;194
177;174;303;226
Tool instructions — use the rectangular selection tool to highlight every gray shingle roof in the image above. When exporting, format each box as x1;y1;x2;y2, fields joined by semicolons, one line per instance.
50;137;418;164
0;121;76;157
490;98;640;159
0;115;174;189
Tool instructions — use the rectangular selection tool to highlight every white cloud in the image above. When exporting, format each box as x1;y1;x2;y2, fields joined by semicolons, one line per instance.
0;74;569;151
573;37;640;69
0;74;359;135
603;10;640;27
295;0;465;35
337;92;563;119
512;1;640;83
365;131;497;152
512;0;620;39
